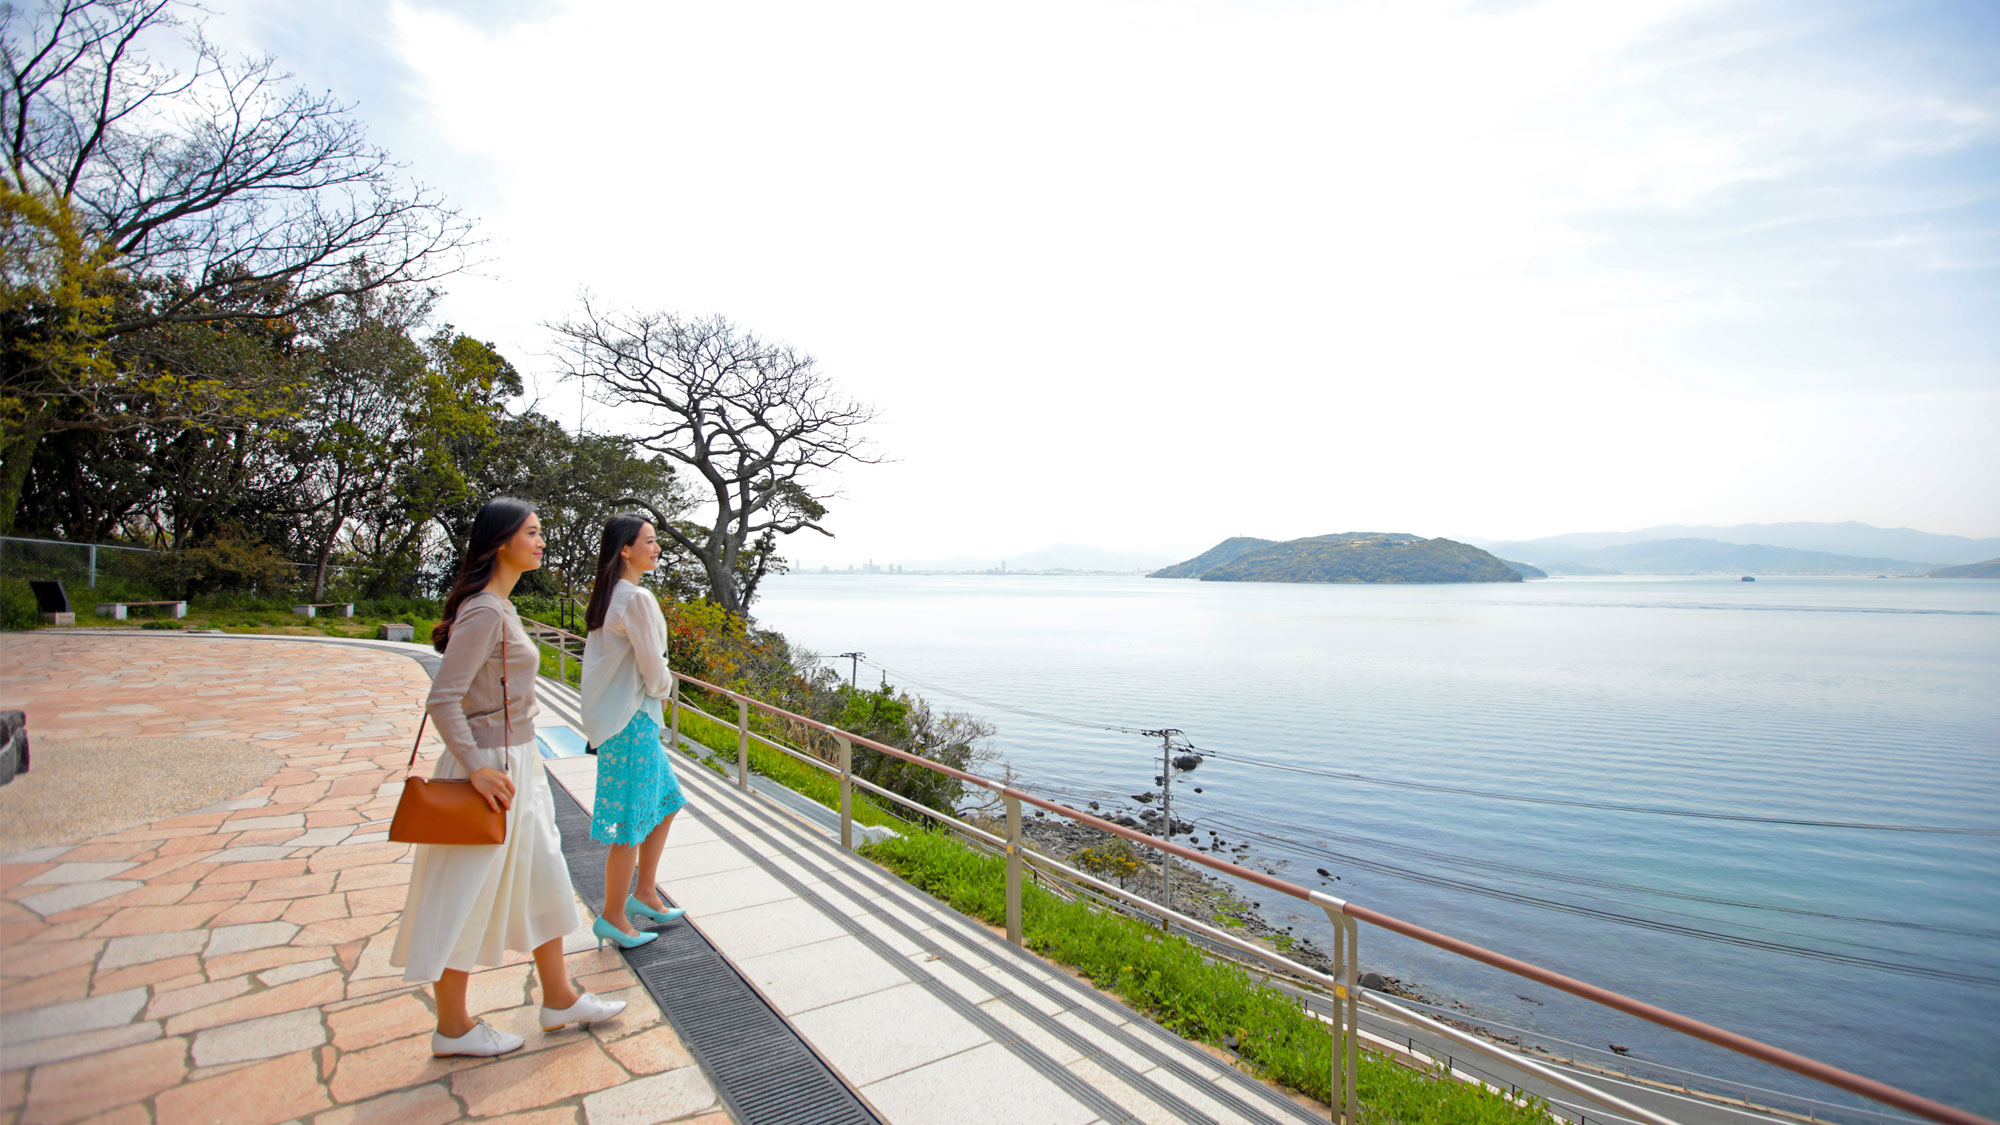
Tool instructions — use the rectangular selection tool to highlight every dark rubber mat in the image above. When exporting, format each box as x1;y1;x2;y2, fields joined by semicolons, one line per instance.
549;782;880;1125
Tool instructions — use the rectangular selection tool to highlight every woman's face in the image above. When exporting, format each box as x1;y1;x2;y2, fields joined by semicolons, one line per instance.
500;513;544;573
622;523;661;573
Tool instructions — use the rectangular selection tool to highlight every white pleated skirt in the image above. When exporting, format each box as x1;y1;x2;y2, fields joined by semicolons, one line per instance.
390;738;582;982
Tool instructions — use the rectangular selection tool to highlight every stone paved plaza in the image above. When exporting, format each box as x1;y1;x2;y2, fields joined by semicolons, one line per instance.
0;633;731;1125
1;631;1333;1125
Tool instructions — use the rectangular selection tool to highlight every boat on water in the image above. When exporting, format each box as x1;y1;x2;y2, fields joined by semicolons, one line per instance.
1741;575;1756;582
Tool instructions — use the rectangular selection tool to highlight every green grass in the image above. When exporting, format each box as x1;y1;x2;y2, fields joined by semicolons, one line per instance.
861;829;1551;1124
0;578;442;639
538;645;582;688
668;696;901;830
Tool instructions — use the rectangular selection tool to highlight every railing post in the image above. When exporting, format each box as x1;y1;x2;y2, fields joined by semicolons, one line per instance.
838;735;854;850
558;642;566;684
1319;897;1359;1124
88;544;97;589
668;676;680;756
735;698;750;789
1004;794;1023;946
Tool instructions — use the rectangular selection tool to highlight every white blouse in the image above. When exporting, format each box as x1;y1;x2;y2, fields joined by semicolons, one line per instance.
579;580;674;747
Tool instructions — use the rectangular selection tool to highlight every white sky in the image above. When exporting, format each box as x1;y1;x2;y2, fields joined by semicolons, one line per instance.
213;0;1998;563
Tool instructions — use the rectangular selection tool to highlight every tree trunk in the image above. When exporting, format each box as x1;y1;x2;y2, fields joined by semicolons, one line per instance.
313;513;344;600
703;550;741;614
0;417;48;537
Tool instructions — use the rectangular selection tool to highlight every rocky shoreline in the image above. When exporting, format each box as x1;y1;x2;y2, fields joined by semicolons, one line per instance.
1003;812;1451;1011
1004;803;1667;1067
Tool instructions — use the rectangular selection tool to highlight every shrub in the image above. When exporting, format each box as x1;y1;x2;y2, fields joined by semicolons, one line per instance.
0;578;36;630
1075;839;1146;888
146;530;299;597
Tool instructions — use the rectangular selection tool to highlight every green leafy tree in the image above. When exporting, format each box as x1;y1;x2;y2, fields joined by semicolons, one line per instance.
338;331;521;597
434;410;690;600
279;281;434;597
0;0;471;532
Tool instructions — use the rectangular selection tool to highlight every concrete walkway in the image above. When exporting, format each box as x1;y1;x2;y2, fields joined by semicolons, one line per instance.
533;678;1326;1125
0;632;731;1125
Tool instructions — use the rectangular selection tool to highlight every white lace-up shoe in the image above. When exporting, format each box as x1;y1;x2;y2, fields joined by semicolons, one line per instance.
540;991;626;1032
431;1020;525;1058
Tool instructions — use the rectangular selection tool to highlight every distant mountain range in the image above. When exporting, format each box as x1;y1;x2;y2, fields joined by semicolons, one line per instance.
884;543;1176;573
1520;539;1932;576
1153;533;1521;584
1475;522;2000;568
842;523;1999;580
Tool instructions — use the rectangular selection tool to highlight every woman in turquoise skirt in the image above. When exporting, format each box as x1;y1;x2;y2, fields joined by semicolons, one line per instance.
578;514;688;949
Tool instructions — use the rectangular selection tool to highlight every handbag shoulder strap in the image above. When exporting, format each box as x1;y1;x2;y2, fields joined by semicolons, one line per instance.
406;602;516;773
501;620;512;746
406;713;429;772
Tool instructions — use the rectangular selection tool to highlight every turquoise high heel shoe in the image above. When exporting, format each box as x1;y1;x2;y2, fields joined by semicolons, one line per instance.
592;915;658;951
627;895;686;926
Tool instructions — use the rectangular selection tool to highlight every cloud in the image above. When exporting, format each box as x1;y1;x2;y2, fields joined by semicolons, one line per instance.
212;0;2000;549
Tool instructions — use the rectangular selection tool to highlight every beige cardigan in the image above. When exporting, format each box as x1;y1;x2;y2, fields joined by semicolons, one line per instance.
424;592;541;768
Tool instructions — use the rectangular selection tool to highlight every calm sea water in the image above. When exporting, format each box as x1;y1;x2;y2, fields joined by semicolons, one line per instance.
753;574;2000;1116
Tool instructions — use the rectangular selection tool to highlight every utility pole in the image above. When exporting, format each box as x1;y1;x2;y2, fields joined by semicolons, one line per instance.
1142;727;1183;914
834;651;865;689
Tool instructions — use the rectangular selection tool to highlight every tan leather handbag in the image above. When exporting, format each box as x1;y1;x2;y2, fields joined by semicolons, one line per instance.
388;628;512;846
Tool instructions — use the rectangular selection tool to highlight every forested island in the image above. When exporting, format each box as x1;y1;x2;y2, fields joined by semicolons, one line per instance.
1152;533;1523;584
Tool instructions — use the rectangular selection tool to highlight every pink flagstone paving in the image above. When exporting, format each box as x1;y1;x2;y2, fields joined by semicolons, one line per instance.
0;633;734;1125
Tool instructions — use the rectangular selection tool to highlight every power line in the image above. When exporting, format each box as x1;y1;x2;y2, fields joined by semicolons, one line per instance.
1204;805;2000;941
842;657;1996;836
1188;746;2000;837
856;657;1153;735
1191;812;2000;990
1194;811;1966;960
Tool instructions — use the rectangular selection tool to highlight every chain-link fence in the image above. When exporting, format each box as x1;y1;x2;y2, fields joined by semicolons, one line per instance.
0;536;355;592
0;536;161;589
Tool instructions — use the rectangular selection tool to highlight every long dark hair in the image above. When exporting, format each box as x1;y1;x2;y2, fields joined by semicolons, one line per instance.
585;513;649;632
433;497;536;652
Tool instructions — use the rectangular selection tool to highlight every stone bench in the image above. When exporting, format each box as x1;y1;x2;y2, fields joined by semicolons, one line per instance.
96;600;187;620
378;623;416;642
292;602;354;618
0;710;27;786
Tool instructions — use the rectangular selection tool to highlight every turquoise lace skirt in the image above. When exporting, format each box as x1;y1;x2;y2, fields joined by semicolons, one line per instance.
590;708;685;846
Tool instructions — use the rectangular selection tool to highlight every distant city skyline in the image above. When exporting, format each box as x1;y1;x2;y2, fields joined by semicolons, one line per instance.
210;0;1999;563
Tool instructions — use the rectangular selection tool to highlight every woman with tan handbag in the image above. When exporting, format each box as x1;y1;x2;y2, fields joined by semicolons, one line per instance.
390;497;625;1058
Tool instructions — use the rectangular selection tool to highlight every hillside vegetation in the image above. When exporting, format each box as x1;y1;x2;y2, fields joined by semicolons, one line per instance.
1153;533;1522;584
1929;558;2000;578
1149;537;1274;578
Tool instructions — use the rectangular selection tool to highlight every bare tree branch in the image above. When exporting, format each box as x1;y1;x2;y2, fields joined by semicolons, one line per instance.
548;304;879;613
2;0;474;338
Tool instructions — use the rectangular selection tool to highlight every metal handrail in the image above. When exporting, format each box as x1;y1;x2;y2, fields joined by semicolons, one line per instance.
518;618;1993;1125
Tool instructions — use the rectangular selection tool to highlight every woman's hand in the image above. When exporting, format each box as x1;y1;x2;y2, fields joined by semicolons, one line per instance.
469;766;515;814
